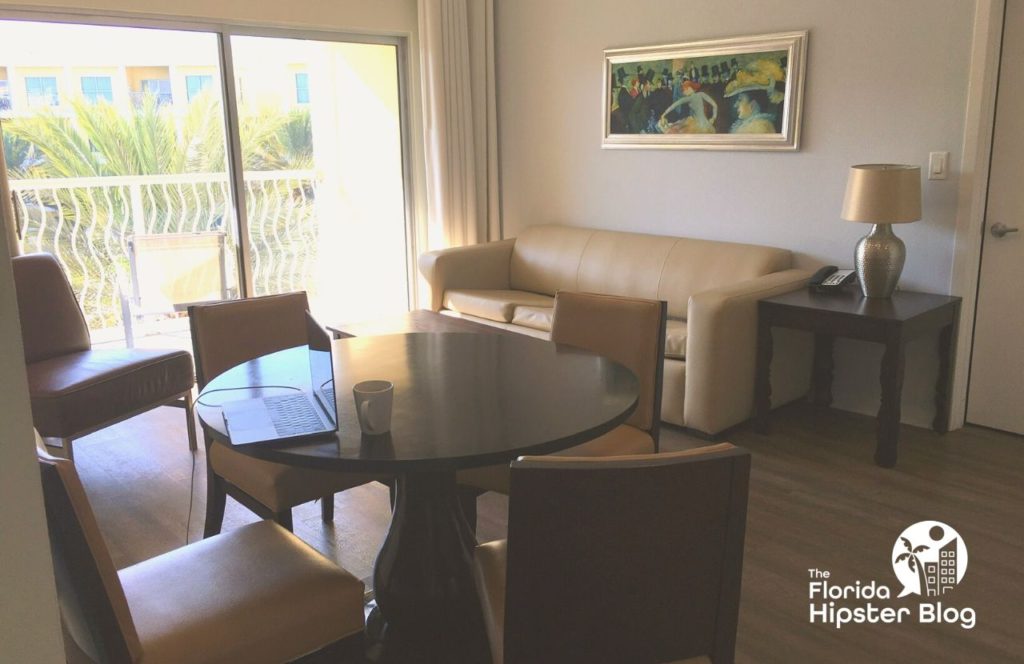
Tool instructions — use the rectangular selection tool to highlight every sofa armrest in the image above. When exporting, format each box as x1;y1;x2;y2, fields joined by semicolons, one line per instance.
684;268;812;435
418;239;516;311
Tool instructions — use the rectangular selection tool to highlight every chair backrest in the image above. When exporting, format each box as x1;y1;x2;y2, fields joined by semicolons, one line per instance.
11;253;91;364
36;442;142;663
550;291;666;442
128;232;228;311
188;291;310;389
504;444;750;664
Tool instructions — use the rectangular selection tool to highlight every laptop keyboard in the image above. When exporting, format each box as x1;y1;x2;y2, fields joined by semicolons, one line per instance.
264;394;324;436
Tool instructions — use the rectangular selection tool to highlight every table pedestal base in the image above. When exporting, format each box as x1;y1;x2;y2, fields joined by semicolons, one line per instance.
370;471;490;663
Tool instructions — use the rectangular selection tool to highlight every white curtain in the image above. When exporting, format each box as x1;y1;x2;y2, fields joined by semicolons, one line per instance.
0;122;19;257
418;0;500;249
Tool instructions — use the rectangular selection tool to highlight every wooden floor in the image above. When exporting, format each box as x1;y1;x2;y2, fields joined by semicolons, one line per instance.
70;402;1023;663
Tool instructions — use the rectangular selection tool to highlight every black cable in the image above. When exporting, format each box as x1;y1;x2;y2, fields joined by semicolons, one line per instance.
195;384;303;407
185;446;196;545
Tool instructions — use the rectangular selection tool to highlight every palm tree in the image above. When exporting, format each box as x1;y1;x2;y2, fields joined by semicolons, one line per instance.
894;537;930;596
1;92;315;328
2;127;45;179
3;91;313;178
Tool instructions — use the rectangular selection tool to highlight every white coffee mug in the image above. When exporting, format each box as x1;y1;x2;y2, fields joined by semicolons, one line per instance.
353;380;394;436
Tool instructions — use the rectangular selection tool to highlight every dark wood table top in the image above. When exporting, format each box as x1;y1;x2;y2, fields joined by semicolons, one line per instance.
760;289;961;322
196;332;639;473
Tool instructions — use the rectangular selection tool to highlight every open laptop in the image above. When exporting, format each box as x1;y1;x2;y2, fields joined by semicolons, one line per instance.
220;312;338;445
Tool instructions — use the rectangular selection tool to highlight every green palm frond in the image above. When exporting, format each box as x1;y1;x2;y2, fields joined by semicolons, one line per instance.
4;92;313;180
2;126;46;178
179;92;228;173
7;107;104;178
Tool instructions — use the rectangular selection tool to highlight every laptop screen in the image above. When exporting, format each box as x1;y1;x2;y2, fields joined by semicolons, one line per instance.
305;312;338;426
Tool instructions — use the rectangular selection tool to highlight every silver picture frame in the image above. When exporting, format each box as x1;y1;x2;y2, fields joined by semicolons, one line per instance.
602;30;808;151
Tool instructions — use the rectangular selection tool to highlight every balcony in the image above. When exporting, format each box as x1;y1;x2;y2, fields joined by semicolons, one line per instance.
10;170;319;347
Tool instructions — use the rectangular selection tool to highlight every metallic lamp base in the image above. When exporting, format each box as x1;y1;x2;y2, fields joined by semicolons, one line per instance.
855;223;905;298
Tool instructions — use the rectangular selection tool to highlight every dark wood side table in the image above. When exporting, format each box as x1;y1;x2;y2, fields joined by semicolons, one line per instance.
753;289;961;467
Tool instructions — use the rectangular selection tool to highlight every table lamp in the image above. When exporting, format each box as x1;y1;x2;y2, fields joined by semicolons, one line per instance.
840;164;921;298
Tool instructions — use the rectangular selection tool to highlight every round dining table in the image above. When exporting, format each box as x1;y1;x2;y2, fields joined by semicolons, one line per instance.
196;332;639;662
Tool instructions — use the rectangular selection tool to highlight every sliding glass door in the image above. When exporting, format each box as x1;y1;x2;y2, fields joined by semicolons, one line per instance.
230;35;410;324
1;17;411;348
0;21;239;347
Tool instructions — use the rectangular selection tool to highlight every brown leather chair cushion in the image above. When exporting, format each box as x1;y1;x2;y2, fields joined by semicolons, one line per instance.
11;253;91;364
27;349;195;437
119;520;364;664
209;443;375;511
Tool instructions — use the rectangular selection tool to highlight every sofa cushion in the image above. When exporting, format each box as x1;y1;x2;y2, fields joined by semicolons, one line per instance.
576;230;675;300
665;319;688;360
509;225;594;295
661;356;686;427
657;238;791;319
487;305;684;357
511;306;554;331
508;226;792;319
442;310;552;340
444;289;554;323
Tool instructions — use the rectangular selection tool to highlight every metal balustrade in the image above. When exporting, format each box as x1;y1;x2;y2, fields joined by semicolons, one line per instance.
10;170;319;338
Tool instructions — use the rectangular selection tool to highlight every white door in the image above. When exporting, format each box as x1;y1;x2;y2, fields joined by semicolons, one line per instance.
967;1;1024;434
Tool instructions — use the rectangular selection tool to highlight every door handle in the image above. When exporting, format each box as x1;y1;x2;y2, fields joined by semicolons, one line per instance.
990;222;1019;238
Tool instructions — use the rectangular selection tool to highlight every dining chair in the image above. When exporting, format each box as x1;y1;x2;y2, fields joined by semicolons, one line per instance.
12;252;197;460
189;292;378;536
457;291;667;519
35;442;365;664
473;444;750;664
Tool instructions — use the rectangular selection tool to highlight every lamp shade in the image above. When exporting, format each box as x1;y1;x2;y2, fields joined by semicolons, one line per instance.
840;164;921;224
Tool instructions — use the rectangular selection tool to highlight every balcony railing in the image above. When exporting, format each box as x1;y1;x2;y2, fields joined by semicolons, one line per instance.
10;170;319;336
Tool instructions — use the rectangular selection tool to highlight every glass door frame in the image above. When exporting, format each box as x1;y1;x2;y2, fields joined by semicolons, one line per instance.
0;8;417;308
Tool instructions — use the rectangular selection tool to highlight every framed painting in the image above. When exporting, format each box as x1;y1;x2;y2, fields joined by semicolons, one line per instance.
602;31;807;151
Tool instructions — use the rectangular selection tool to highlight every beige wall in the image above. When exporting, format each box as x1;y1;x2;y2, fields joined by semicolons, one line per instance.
494;0;977;427
0;223;63;660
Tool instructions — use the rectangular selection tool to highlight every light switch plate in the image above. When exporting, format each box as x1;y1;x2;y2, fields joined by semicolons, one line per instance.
928;151;949;180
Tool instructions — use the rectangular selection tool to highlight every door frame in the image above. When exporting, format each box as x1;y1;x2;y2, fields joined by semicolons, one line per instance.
947;0;1005;429
0;6;419;310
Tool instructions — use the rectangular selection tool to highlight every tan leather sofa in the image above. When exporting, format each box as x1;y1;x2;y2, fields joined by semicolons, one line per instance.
419;224;812;436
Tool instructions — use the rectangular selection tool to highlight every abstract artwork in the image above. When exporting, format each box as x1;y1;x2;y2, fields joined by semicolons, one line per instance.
602;31;807;150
